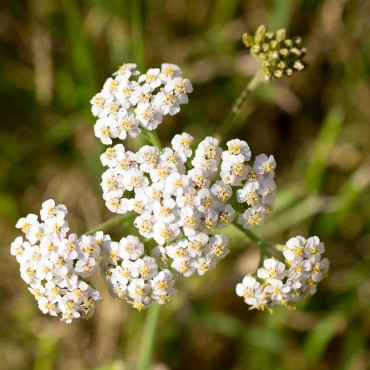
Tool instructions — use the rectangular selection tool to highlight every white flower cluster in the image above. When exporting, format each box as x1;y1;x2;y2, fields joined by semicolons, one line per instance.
236;236;329;310
100;132;276;277
10;199;106;323
100;235;176;311
90;63;193;144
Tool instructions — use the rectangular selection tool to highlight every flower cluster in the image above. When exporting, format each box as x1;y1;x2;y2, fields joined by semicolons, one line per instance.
90;63;192;144
10;200;106;323
100;132;277;277
100;235;176;311
243;25;307;80
11;31;327;323
236;236;329;310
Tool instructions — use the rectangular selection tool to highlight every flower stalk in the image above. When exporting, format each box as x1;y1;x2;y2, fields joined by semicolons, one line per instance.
218;68;263;141
136;303;161;370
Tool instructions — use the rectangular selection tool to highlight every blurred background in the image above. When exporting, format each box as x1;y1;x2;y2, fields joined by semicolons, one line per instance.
1;0;370;369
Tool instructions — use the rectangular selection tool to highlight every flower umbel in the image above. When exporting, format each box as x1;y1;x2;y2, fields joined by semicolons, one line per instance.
243;25;307;80
236;236;329;311
11;200;106;323
11;28;329;327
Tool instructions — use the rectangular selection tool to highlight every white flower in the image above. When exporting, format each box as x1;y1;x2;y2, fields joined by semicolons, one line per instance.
160;63;182;82
135;102;163;130
257;258;286;282
114;63;139;81
103;189;126;214
191;256;216;276
171;257;195;277
164;172;189;196
154;90;181;116
116;112;141;140
128;278;151;300
236;275;263;303
159;147;185;170
16;213;39;236
10;237;28;263
100;144;125;168
237;235;329;310
283;236;306;263
236;181;260;206
201;209;219;233
135;145;160;172
103;77;119;95
196;137;222;160
77;235;100;259
171;132;193;159
254;154;276;176
304;236;325;262
210;181;232;203
27;223;46;245
119;236;144;261
94;116;119;145
258;178;276;205
134;213;155;239
151;270;175;295
164;77;193;104
220;155;248;186
40;199;68;221
197;188;215;213
44;217;69;240
115;151;138;173
166;238;189;260
237;207;265;229
129;84;152;106
187;233;209;257
90;91;113;117
264;279;291;302
216;205;235;229
122;168;149;191
152;221;180;245
101;240;121;265
135;256;158;279
222;139;251;162
74;257;98;278
139;68;162;89
153;198;178;224
180;206;201;236
176;185;200;208
116;79;140;103
206;234;229;259
188;168;210;189
151;245;169;269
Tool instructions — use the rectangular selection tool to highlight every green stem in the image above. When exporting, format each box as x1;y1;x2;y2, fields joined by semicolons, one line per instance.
218;68;263;142
143;130;163;149
86;214;129;235
137;303;161;370
131;0;145;71
232;219;272;249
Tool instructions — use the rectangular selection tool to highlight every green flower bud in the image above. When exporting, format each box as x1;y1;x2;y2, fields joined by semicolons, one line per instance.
243;25;307;80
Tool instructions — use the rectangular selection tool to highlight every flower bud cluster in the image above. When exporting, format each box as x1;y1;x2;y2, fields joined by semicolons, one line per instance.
243;25;307;80
236;236;329;310
100;132;276;277
90;63;193;144
11;200;106;323
100;235;176;310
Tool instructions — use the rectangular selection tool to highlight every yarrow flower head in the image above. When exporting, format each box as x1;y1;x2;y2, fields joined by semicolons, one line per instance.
11;200;107;323
90;63;193;145
236;236;329;311
98;132;277;278
243;25;307;81
12;37;328;324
